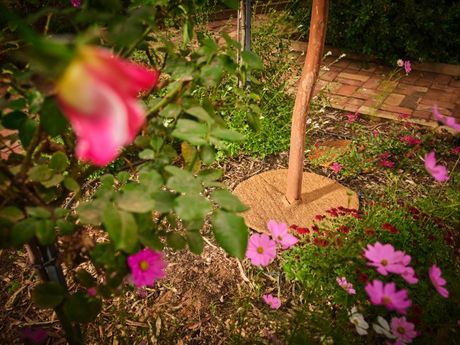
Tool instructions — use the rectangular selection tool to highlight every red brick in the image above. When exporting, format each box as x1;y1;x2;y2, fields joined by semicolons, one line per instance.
363;78;382;89
335;85;359;96
433;74;453;85
383;94;405;106
335;77;364;86
334;60;351;69
419;98;454;110
338;72;370;82
320;71;339;82
449;80;460;88
380;104;414;114
412;110;432;120
354;87;379;100
329;95;348;107
347;98;365;106
414;79;433;87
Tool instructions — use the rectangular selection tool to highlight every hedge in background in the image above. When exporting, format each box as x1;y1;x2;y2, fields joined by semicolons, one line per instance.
289;0;460;65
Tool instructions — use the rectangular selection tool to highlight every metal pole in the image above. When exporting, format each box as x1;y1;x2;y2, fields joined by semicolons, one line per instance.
285;0;329;203
244;0;251;52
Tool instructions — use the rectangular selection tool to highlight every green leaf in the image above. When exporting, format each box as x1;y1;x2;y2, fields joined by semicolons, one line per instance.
2;111;27;129
241;51;264;70
76;270;96;288
56;219;75;235
77;202;102;225
185;106;215;124
211;210;248;259
138;170;163;193
54;208;69;218
211;127;245;142
32;282;66;308
200;146;216;165
198;168;222;181
167;175;202;194
26;207;51;219
186;230;204;254
102;204;138;253
200;64;223;87
174;194;212;221
35;219;55;245
28;165;53;182
116;171;130;184
63;176;80;192
166;232;186;250
211;190;248;212
40;98;68;136
19;119;37;148
63;292;102;323
0;206;24;222
150;137;164;152
152;191;176;213
222;0;239;9
41;173;64;188
172;119;208;146
11;218;36;247
159;103;181;119
49;152;69;172
183;20;193;45
100;174;115;189
139;149;154;160
139;232;164;251
117;190;156;213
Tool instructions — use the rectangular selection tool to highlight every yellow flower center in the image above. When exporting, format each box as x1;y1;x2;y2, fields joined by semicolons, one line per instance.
277;236;283;241
139;260;149;271
381;259;388;266
398;326;405;334
257;247;264;254
382;296;391;305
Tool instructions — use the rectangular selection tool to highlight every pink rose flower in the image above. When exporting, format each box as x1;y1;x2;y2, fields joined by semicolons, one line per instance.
127;248;166;288
432;105;460;132
365;280;412;314
87;287;97;297
424;151;449;182
56;46;160;166
262;294;281;309
347;111;360;123
364;242;409;276
267;220;298;250
390;316;418;343
70;0;81;7
336;276;356;295
245;233;276;266
429;265;449;298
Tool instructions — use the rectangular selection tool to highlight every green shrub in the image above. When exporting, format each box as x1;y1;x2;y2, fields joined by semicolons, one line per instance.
289;0;460;64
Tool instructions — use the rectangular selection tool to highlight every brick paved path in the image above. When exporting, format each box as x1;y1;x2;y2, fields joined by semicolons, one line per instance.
208;18;460;127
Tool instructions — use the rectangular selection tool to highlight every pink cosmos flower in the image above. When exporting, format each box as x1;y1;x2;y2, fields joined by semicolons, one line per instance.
390;316;418;343
404;61;411;74
432;105;460;132
451;146;460;155
372;130;380;137
87;287;97;297
21;327;48;344
429;265;449;298
56;46;160;166
336;276;356;295
424;151;449;182
70;0;81;7
246;233;276;266
397;59;404;67
127;248;165;288
330;162;343;173
400;135;421;146
263;294;281;309
267;220;298;249
364;242;409;276
401;267;419;285
365;280;412;314
347;111;360;123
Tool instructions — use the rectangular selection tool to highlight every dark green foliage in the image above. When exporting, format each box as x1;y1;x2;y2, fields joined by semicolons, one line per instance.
289;0;460;64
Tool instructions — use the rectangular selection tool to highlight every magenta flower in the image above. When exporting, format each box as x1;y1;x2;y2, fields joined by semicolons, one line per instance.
87;287;97;297
330;162;343;173
336;276;356;295
401;267;419;285
56;46;160;166
364;242;409;276
390;316;418;343
429;265;449;298
365;280;412;314
127;248;165;288
347;111;359;123
246;233;276;266
70;0;81;7
452;146;460;155
433;105;460;132
404;61;412;74
21;327;48;344
400;135;421;146
267;220;298;249
263;294;281;309
424;151;449;182
372;130;380;137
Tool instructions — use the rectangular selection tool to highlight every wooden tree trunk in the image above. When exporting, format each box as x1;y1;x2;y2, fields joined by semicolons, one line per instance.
285;0;329;203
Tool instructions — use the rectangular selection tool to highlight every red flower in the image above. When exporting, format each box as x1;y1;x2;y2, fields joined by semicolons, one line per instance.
338;225;350;234
351;212;362;219
312;224;321;233
326;208;339;217
400;135;422;146
365;228;375;236
314;214;325;221
346;111;360;123
313;238;329;247
357;272;369;284
382;223;399;234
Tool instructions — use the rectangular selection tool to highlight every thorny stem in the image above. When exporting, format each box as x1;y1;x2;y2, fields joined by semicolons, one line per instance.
18;125;43;180
146;80;186;117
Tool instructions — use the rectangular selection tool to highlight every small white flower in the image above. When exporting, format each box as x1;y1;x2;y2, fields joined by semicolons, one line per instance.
373;316;397;339
325;51;332;57
396;59;404;67
349;312;369;335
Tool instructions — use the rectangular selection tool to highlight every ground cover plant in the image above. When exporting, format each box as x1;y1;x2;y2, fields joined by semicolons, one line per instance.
1;2;459;345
